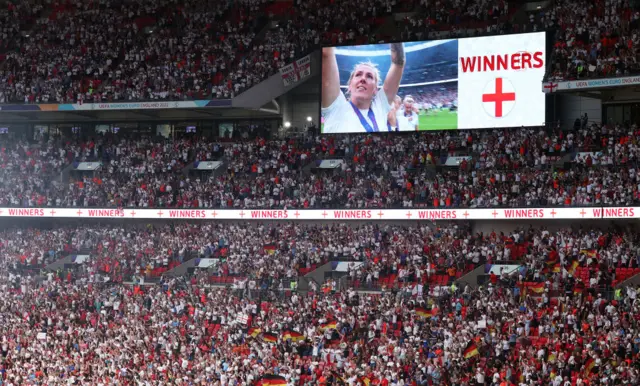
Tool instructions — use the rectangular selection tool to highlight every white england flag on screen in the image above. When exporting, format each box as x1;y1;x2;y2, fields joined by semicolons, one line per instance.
457;32;546;129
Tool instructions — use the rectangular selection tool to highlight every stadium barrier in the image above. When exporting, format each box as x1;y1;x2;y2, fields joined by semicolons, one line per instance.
0;207;637;220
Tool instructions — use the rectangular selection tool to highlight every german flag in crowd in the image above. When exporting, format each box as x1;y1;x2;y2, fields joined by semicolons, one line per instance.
331;371;347;385
262;333;278;343
359;376;371;386
528;282;545;294
552;263;561;273
320;321;337;330
573;286;584;296
415;306;430;318
256;374;287;385
282;330;305;342
583;358;596;377
567;260;580;275
263;244;277;255
464;342;479;359
580;249;597;258
519;286;528;301
545;254;559;267
248;327;262;338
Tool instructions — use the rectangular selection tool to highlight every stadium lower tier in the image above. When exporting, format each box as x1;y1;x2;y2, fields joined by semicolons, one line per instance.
2;219;640;384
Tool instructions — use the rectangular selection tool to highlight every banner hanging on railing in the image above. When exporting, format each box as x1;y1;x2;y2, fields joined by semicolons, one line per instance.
279;55;311;87
279;63;299;87
0;207;617;220
295;55;311;80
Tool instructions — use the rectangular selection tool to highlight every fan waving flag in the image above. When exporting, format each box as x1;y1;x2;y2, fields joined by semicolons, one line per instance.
415;306;430;318
320;321;337;330
583;358;596;377
567;260;580;275
528;282;545;294
256;374;287;386
464;341;480;359
263;244;277;255
282;330;305;342
248;327;262;338
580;249;597;258
262;332;278;343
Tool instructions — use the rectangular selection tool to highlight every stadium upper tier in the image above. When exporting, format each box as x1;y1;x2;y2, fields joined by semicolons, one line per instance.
0;0;636;104
1;121;639;209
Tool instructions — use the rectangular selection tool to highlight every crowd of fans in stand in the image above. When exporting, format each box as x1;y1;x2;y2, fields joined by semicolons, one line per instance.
543;0;640;80
3;0;639;104
5;222;478;286
0;0;278;104
0;220;640;384
399;0;514;41
0;0;45;54
3;120;640;209
8;219;639;291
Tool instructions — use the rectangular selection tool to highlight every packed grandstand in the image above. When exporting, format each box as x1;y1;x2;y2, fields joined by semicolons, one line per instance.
0;0;640;385
2;124;640;210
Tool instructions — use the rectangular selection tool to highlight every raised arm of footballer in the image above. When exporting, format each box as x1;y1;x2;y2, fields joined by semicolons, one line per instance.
383;43;405;105
321;47;341;109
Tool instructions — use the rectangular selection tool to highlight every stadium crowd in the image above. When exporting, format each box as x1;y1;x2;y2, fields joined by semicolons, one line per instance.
2;119;640;209
5;218;640;290
0;220;639;384
399;0;515;41
0;0;284;104
2;0;640;384
5;222;477;286
544;0;640;81
2;0;639;104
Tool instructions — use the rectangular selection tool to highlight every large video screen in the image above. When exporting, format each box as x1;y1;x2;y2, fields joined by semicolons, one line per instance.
320;32;546;133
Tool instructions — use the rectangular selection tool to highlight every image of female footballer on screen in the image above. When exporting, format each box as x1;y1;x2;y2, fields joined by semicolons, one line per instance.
388;95;420;131
321;44;405;134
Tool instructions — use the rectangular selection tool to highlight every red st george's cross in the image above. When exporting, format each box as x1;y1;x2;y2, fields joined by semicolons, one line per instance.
482;77;516;118
544;82;558;93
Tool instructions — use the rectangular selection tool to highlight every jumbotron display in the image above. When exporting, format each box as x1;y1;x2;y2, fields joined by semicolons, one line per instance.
321;32;546;133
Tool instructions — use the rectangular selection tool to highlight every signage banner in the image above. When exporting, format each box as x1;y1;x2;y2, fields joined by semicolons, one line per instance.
542;75;640;93
279;63;299;87
279;55;311;87
0;207;605;220
600;207;638;219
295;55;311;80
0;99;232;112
